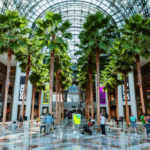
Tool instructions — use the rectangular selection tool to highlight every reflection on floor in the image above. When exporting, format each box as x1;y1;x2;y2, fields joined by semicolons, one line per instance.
0;122;150;150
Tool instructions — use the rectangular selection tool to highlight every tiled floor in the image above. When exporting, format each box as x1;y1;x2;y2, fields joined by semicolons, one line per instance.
0;122;150;150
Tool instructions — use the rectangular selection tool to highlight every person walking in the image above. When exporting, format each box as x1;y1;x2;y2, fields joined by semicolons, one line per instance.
144;113;150;135
45;113;53;134
100;113;106;135
140;113;145;132
130;113;137;133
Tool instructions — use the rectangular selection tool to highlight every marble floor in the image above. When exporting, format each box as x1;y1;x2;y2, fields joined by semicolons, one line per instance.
0;122;150;150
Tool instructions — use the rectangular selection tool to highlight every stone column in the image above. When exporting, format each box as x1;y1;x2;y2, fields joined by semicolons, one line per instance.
118;85;124;117
25;80;32;120
128;72;137;118
11;64;21;121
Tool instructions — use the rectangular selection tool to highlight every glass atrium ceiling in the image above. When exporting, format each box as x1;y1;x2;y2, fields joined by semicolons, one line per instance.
1;0;150;62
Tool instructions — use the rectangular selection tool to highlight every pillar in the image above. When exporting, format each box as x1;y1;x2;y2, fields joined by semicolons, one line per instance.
118;85;124;117
11;63;21;121
128;72;137;118
40;91;44;115
25;80;32;120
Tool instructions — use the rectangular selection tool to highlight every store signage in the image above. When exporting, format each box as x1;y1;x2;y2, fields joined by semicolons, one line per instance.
99;86;106;104
122;78;130;101
43;84;49;104
19;76;26;101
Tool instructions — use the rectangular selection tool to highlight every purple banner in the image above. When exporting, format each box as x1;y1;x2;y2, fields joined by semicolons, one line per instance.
99;86;106;104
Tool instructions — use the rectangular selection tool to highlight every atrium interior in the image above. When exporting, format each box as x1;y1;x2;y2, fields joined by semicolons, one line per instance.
0;0;150;150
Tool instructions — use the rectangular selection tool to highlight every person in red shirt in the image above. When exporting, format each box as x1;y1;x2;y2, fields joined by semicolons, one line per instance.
88;122;92;127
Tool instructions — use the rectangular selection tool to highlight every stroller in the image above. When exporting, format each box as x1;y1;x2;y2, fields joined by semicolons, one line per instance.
81;121;95;135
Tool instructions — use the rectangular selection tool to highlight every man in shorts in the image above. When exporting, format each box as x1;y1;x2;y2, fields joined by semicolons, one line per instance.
130;113;137;133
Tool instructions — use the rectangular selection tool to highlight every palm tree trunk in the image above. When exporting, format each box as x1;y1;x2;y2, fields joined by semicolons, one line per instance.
38;91;42;119
49;50;55;114
87;80;90;120
62;90;64;120
21;55;31;117
55;71;58;125
108;91;111;122
136;55;145;113
85;80;90;120
85;82;89;121
90;76;94;119
31;84;36;125
115;87;119;120
58;75;61;124
2;50;12;126
96;49;100;125
124;74;130;125
89;56;93;119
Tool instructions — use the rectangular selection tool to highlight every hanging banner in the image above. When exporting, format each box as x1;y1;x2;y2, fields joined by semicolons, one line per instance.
19;76;26;101
122;77;130;101
99;86;106;104
43;85;49;104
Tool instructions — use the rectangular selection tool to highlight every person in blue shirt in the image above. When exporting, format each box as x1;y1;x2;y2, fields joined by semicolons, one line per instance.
130;113;137;133
45;113;53;134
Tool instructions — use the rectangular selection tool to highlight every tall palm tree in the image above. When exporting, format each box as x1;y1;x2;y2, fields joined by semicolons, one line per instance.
29;63;48;124
75;50;92;120
121;14;150;113
35;12;72;114
45;40;72;124
101;61;122;121
110;40;136;125
15;39;41;117
36;67;48;119
79;11;116;125
0;10;29;126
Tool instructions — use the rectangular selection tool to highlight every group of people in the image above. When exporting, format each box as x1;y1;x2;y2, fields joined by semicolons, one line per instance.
140;113;150;135
129;113;150;135
40;113;54;134
64;109;85;119
84;112;150;136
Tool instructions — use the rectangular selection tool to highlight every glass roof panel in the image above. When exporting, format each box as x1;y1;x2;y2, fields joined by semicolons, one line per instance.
1;0;150;61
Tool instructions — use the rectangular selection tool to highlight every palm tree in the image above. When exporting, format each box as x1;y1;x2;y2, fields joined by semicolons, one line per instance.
121;14;150;113
29;63;48;124
75;50;92;120
35;12;72;114
79;11;116;125
36;67;48;119
0;10;29;126
110;40;136;125
29;72;40;125
15;39;41;117
44;39;72;124
101;61;122;121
